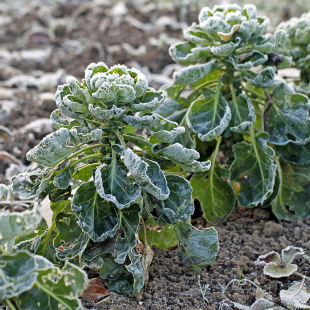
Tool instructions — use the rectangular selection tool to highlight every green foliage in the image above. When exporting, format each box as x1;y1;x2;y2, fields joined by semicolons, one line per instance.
2;62;219;307
163;3;310;223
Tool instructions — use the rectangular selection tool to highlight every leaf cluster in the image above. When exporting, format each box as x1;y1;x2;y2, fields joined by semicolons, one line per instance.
162;3;310;224
1;62;219;307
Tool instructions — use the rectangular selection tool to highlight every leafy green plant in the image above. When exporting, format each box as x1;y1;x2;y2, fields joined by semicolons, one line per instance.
278;12;310;88
0;187;88;310
1;62;219;307
159;3;310;223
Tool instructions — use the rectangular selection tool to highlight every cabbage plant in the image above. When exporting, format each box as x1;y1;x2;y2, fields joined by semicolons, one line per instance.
159;4;310;224
0;62;219;308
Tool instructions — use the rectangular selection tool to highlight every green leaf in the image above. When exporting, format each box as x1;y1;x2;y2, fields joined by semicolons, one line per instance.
264;82;310;145
94;163;141;209
145;175;194;225
253;36;275;54
131;89;166;112
16;261;88;310
26;128;79;167
152;143;210;172
228;92;256;133
244;67;275;88
0;184;8;200
12;165;51;199
123;114;159;129
0;203;41;245
191;165;235;225
55;84;88;119
50;109;82;130
272;163;310;221
123;148;169;200
70;127;102;144
211;41;240;57
102;204;142;264
230;132;277;207
0;251;39;300
54;166;71;189
66;75;93;103
183;23;213;45
53;212;89;261
174;223;219;270
71;163;100;182
34;230;57;263
187;90;232;141
89;104;126;120
169;42;212;65
99;252;144;296
173;61;217;85
275;142;310;165
149;115;185;143
138;218;178;250
72;181;119;242
229;50;268;71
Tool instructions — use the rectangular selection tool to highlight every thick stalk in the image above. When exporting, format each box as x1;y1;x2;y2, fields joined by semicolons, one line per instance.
5;298;17;310
68;153;103;168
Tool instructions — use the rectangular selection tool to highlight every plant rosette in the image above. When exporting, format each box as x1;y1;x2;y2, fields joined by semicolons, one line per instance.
255;246;304;278
158;3;310;225
0;62;219;309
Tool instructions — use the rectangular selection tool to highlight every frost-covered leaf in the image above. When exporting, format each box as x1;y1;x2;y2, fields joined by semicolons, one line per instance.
94;163;141;209
169;42;212;65
54;166;71;189
101;204;141;264
187;90;231;141
72;181;119;242
12;165;52;199
254;36;276;54
272;163;310;220
145;175;194;225
275;142;310;165
211;41;240;57
123;148;169;200
280;282;310;309
0;251;40;300
149;115;185;143
0;184;8;200
131;89;166;112
50;109;81;130
53;212;89;261
70;127;102;143
152;143;210;172
123;113;159;129
138;218;178;250
282;246;304;264
99;251;144;296
183;23;212;45
264;262;297;278
228;92;256;133
66;75;93;102
173;62;217;85
26;128;79;167
229;50;268;71
255;251;281;266
230;132;277;207
264;82;310;145
175;223;218;270
0;203;41;245
88;104;126;120
55;84;89;119
191;165;235;225
16;261;88;310
244;67;275;88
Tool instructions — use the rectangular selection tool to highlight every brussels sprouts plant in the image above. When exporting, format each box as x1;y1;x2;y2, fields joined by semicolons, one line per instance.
159;4;310;224
1;62;219;308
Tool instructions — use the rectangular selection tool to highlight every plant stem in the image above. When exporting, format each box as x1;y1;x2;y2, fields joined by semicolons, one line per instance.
123;134;153;148
5;298;17;310
140;216;148;247
294;272;310;281
114;131;127;148
67;143;104;160
68;153;103;168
